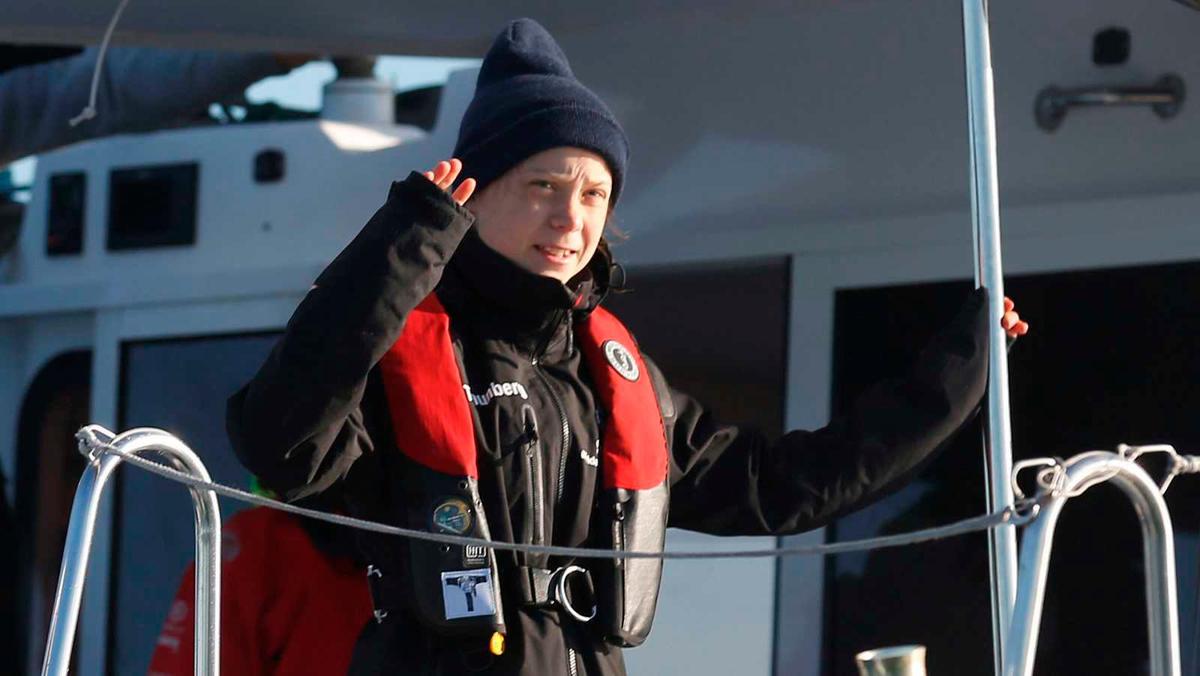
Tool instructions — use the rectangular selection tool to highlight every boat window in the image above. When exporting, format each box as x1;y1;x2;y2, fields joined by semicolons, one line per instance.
106;163;198;251
606;258;789;435
0;198;22;261
109;332;278;674
47;172;85;256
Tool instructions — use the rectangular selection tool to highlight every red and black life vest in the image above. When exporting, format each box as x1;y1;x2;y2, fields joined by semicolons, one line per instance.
377;293;670;647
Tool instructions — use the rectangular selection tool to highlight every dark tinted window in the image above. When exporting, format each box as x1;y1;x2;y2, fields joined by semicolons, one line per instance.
606;258;789;434
47;172;85;256
107;163;198;251
789;262;1200;675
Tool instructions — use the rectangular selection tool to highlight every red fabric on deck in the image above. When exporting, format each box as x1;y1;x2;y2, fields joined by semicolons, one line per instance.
146;508;371;676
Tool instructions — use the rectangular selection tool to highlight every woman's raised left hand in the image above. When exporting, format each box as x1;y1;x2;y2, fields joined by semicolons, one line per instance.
422;158;476;206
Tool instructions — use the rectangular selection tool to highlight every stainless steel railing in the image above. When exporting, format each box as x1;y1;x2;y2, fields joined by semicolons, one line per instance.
40;425;221;676
41;425;1189;676
1003;452;1181;676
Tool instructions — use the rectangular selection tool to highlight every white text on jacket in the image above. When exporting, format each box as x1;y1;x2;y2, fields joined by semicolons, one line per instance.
463;382;530;406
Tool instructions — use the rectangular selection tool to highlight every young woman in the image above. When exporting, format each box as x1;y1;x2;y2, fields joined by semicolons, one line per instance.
229;18;1027;676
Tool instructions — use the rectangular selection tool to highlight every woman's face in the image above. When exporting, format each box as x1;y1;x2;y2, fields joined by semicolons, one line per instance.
468;147;612;283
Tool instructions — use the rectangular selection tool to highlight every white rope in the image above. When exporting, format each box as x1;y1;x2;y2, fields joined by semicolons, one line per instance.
69;0;134;127
93;443;1037;561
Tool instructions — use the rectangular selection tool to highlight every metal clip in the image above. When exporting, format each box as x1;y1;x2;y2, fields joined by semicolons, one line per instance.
1176;455;1200;476
1007;499;1041;526
1119;444;1194;494
1119;443;1179;464
1012;457;1066;501
75;424;116;464
373;609;388;624
366;564;383;579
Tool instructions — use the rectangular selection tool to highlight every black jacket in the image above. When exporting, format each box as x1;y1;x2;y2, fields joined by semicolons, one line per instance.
228;172;991;675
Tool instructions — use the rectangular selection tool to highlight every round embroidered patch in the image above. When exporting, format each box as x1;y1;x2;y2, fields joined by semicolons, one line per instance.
432;497;473;535
603;340;640;382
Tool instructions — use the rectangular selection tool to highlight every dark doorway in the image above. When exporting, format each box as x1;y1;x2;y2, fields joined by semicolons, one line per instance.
811;261;1200;675
12;350;92;676
607;257;791;673
108;331;279;674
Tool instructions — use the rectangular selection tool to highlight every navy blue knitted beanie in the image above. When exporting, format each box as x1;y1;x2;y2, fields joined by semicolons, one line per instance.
454;18;629;204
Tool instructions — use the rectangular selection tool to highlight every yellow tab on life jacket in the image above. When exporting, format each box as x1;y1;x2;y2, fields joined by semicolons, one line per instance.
489;631;506;656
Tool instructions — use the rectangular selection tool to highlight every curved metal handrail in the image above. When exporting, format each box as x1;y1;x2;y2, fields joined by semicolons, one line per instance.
1003;452;1180;676
40;425;221;676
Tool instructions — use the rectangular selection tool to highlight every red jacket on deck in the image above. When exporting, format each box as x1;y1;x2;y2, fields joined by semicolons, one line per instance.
147;507;372;676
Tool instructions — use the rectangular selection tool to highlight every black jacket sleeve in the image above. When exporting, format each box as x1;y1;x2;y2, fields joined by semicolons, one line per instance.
227;173;474;500
665;288;991;536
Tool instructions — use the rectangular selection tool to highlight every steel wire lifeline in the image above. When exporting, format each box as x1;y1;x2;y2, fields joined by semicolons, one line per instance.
84;433;1037;562
1012;444;1200;501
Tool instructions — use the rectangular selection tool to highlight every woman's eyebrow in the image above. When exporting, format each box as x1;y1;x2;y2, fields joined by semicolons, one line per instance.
525;167;611;187
525;166;571;177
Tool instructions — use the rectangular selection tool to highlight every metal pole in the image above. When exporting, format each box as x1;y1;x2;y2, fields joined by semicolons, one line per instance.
1004;453;1181;676
41;426;222;676
40;428;122;676
960;1;1019;672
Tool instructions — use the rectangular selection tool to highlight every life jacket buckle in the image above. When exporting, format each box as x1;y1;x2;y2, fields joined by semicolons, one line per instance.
550;565;597;623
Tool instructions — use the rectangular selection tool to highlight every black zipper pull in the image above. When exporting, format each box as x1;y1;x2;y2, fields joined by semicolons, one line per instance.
521;405;539;446
520;408;544;453
521;404;546;549
613;488;630;520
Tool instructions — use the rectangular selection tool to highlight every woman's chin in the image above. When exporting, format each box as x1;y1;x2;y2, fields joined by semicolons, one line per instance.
521;257;577;283
536;268;575;283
